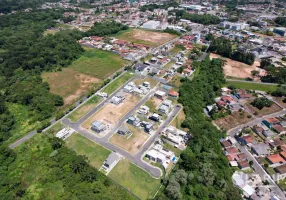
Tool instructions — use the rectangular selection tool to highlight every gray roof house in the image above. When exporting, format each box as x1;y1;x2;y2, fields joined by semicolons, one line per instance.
103;152;120;171
251;143;270;156
117;125;131;135
91;121;106;133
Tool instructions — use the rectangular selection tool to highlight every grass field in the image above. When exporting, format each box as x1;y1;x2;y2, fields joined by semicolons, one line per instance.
68;96;102;122
134;77;158;88
224;81;278;92
70;49;129;79
5;103;40;145
108;159;161;199
114;29;176;47
65;133;111;169
171;109;185;129
163;142;182;157
42;68;101;105
102;72;136;95
169;75;182;87
43;29;59;36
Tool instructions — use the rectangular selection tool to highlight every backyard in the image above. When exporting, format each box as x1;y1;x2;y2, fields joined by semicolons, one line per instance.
108;159;161;200
65;133;111;169
102;72;137;95
67;96;102;122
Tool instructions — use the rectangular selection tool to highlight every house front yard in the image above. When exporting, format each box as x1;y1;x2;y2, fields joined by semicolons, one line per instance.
108;159;161;200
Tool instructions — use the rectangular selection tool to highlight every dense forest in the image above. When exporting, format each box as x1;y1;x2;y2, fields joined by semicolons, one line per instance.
207;36;255;65
170;10;220;25
0;8;135;199
260;58;286;84
275;17;286;27
156;57;241;200
140;1;179;12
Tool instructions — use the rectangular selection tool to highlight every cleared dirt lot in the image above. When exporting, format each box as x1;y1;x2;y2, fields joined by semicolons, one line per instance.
115;29;176;47
245;102;282;117
82;93;139;130
109;124;150;154
214;111;253;131
210;53;261;79
42;68;101;105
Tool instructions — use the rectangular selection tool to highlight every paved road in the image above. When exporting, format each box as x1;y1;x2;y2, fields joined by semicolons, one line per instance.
9;130;38;149
63;91;181;177
227;109;286;199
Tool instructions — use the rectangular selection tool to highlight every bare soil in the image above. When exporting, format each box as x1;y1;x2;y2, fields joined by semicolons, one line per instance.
210;53;261;79
82;93;139;130
214;111;253;131
42;68;101;105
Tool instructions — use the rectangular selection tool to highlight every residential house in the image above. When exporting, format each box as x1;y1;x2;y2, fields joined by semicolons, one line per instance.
266;118;280;125
102;152;120;172
154;90;167;99
275;164;286;175
220;139;232;148
91;121;106;133
221;95;233;103
158;104;169;114
280;151;286;161
273;124;286;135
144;123;154;133
263;129;276;138
162;99;172;107
168;90;179;98
238;160;250;170
238;134;255;145
251;143;270;156
117;125;131;135
236;153;247;161
225;146;239;155
266;154;285;164
149;113;161;122
127;115;140;126
56;128;74;140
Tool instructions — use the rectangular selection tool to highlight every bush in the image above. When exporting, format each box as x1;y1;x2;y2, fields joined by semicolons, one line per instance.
251;97;273;110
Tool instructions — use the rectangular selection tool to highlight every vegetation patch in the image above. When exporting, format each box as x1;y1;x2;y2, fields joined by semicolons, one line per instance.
68;96;102;122
70;48;129;79
224;80;278;92
102;72;136;95
108;159;161;200
246;101;282;117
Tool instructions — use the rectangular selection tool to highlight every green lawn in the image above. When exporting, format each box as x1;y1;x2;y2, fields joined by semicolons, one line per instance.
163;142;182;157
108;159;161;199
45;122;64;136
224;80;278;92
70;48;129;79
5;103;40;145
65;133;111;169
68;96;102;122
102;72;136;95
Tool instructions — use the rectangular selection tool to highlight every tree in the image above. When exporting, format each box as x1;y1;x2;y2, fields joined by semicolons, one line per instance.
174;169;188;185
251;97;273;109
251;70;259;78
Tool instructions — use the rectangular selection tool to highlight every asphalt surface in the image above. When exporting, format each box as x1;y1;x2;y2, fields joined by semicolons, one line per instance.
9;130;38;149
62;83;182;177
228;109;286;199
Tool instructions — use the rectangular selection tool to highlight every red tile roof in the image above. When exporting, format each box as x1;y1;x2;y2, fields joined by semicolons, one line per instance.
238;160;250;169
226;146;239;154
242;135;254;144
169;90;179;97
217;100;227;106
266;118;280;124
221;96;233;102
267;154;285;164
221;140;232;148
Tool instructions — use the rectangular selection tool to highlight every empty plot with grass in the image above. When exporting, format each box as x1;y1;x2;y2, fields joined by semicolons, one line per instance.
171;109;185;129
42;68;101;105
65;133;110;169
102;72;137;95
70;49;129;79
134;77;158;88
108;159;161;200
224;80;278;92
109;124;150;154
68;96;102;122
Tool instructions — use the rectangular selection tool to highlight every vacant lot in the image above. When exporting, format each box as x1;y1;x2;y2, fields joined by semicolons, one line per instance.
134;77;158;88
145;97;162;113
210;53;261;79
70;49;129;79
224;81;278;92
274;97;286;109
169;75;182;87
115;29;176;47
42;68;101;105
68;96;102;122
171;109;185;129
245;102;282;117
65;133;110;169
82;93;139;129
108;159;161;200
102;72;136;95
214;111;253;131
109;124;150;154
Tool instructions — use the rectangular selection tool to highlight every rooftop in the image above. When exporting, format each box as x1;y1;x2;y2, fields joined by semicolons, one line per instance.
267;154;285;164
